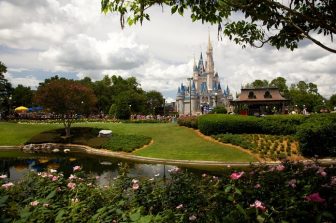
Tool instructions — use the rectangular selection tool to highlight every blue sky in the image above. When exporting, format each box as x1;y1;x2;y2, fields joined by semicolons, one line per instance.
0;0;335;102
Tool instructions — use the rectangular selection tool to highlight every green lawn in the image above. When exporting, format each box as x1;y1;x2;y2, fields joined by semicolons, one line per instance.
0;122;256;162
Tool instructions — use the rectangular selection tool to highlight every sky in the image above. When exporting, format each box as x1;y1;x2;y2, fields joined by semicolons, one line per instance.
0;0;335;103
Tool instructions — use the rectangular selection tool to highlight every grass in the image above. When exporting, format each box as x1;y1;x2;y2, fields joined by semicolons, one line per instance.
0;122;256;162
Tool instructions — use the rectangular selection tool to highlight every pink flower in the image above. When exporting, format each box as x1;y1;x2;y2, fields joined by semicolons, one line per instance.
288;179;297;188
73;166;81;171
43;203;49;207
132;183;139;190
67;182;76;190
1;182;14;190
68;174;77;180
316;167;327;177
52;176;59;181
230;171;244;180
250;200;267;212
202;173;207;177
189;215;197;221
132;179;139;184
30;200;39;206
305;192;325;203
176;204;183;209
276;165;285;171
0;174;7;179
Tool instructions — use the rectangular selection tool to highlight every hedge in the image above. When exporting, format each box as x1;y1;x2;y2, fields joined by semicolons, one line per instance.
198;114;263;135
195;114;336;157
297;121;336;157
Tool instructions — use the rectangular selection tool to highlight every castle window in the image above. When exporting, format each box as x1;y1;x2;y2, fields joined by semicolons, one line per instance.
248;91;256;99
264;91;272;98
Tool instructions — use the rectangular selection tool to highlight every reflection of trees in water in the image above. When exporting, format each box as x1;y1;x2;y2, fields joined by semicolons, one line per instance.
0;152;176;183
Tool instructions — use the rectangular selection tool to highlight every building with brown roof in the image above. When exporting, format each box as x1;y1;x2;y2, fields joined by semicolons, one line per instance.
231;87;289;115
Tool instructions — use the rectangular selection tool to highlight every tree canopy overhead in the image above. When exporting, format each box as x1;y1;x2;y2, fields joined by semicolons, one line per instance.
101;0;336;53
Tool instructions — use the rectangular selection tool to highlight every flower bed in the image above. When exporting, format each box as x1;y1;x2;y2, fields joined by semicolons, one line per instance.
1;161;335;222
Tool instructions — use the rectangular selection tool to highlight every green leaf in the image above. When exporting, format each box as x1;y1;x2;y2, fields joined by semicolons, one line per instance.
171;5;178;14
129;209;141;221
55;209;65;222
46;190;56;200
0;195;9;207
224;185;232;193
127;17;134;26
178;7;184;16
139;215;153;223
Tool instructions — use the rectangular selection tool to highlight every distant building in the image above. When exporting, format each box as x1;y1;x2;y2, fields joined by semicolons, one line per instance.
232;87;289;115
176;36;233;115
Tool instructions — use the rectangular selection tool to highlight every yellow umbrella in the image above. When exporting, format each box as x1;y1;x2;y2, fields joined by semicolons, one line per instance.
14;106;28;113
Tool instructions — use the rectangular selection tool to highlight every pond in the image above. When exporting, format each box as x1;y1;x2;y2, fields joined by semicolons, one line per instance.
0;148;231;185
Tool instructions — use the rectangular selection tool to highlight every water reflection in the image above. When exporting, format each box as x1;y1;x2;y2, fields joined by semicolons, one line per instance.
0;150;175;185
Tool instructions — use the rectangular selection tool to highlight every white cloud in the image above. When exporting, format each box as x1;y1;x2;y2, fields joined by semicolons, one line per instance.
6;72;40;89
0;0;335;101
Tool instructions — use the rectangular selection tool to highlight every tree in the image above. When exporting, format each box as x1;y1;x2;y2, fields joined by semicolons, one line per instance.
289;81;324;112
145;90;164;115
12;85;34;108
328;94;336;110
0;61;13;118
102;0;336;53
249;79;269;88
34;79;97;137
270;77;289;98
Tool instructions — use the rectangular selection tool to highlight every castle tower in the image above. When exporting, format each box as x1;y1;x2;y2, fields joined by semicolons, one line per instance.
206;34;215;90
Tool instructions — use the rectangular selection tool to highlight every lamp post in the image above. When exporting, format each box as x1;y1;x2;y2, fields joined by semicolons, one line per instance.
163;98;166;116
214;92;218;107
187;77;192;116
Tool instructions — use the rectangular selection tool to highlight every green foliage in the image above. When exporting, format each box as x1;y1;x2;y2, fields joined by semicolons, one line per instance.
103;134;151;152
297;121;336;157
209;105;227;114
259;115;306;135
101;0;336;53
0;61;13;118
198;114;262;135
177;116;198;129
114;101;131;120
25;127;151;152
1;162;336;222
214;134;255;150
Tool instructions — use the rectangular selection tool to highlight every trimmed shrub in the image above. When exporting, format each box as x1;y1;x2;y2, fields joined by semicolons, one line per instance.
103;134;152;152
259;115;306;135
297;121;336;157
177;116;198;129
214;133;256;150
198;114;262;135
209;105;227;114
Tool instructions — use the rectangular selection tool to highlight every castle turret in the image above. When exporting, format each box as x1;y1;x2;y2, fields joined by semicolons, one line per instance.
206;34;215;90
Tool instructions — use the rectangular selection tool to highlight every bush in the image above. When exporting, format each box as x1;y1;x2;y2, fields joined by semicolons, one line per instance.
103;134;152;152
198;114;262;135
209;105;227;114
259;115;306;135
1;162;335;222
177;116;198;129
214;134;256;150
297;121;336;157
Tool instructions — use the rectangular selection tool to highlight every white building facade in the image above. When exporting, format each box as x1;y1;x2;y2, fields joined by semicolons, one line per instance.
176;37;233;115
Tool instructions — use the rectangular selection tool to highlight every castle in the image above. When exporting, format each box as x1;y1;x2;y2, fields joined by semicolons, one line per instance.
176;36;233;115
